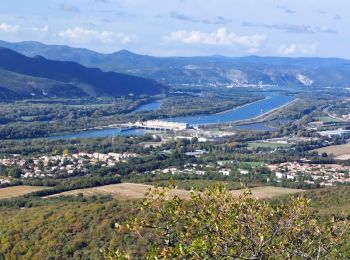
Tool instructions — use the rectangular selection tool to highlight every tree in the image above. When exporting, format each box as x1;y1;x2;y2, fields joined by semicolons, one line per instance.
6;166;22;178
106;184;349;259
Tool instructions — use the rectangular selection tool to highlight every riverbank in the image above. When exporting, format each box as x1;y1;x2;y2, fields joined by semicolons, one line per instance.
216;97;269;115
232;98;299;126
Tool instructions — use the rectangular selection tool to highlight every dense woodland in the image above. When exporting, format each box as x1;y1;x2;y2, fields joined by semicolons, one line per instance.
0;186;349;259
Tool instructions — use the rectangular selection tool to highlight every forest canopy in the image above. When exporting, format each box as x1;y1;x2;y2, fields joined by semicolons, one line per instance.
106;184;349;259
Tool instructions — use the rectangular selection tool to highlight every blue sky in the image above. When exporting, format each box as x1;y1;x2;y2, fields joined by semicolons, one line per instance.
0;0;348;58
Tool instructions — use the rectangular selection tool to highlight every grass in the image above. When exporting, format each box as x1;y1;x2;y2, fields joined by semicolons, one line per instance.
316;143;350;157
230;186;303;199
147;180;260;191
46;183;192;200
239;161;265;168
0;186;47;199
46;183;303;200
314;116;342;123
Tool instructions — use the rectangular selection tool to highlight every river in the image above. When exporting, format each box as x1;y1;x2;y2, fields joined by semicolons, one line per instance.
166;94;294;125
48;93;294;140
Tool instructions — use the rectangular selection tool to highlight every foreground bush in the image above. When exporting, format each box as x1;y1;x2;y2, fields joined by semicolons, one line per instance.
106;184;349;259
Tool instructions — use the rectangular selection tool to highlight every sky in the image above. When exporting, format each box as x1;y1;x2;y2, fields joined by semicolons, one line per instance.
0;0;349;58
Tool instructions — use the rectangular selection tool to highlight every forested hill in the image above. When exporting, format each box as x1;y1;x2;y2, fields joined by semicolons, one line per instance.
1;40;350;87
0;47;166;101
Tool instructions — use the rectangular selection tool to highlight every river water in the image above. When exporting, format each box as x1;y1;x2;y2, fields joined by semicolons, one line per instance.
48;93;294;140
166;94;293;125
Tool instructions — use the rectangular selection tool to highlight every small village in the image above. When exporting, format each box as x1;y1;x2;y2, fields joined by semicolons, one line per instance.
0;152;139;179
267;162;350;186
147;163;232;177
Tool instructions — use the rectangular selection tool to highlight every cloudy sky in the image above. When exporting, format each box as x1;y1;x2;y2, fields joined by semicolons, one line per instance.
0;0;348;58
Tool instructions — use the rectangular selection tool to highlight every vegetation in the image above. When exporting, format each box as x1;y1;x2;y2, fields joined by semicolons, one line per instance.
0;47;165;101
107;184;349;259
0;185;348;258
0;196;132;259
145;179;260;191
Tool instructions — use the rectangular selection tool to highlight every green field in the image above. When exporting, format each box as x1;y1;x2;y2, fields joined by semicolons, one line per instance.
238;161;265;168
315;116;343;123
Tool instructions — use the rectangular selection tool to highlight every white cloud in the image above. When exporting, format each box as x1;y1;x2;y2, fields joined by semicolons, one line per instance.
58;27;132;44
94;0;110;3
31;25;49;33
0;23;19;33
115;33;133;44
60;4;80;12
165;27;266;48
278;43;318;55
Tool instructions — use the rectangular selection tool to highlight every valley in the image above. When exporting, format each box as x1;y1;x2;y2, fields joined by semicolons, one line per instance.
0;42;350;259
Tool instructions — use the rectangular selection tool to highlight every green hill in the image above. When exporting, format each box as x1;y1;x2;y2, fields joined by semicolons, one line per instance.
0;196;131;259
0;186;349;258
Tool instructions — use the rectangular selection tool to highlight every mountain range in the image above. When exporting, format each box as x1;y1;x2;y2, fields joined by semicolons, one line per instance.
1;40;350;88
0;47;166;101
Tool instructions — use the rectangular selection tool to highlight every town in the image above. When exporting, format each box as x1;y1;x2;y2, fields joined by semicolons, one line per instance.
268;162;350;186
0;152;138;179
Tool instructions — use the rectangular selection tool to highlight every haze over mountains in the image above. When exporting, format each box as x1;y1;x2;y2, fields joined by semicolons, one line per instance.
1;40;350;88
0;46;165;101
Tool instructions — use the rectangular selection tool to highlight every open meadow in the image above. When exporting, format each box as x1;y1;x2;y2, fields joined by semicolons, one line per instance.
316;143;350;159
45;183;304;200
0;186;47;199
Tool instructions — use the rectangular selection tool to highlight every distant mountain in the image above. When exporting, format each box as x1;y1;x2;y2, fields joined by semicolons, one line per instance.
1;40;350;88
0;47;166;101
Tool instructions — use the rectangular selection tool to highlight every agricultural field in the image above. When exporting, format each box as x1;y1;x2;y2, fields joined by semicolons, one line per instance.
0;186;47;199
229;186;304;199
46;183;303;200
314;116;343;123
46;183;192;200
316;142;350;159
146;180;260;191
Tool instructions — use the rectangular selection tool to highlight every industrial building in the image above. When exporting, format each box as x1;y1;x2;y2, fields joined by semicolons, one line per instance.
135;120;189;131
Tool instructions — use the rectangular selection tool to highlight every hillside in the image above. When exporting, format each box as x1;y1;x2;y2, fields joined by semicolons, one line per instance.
1;40;350;87
0;197;131;259
0;47;166;101
0;186;349;258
